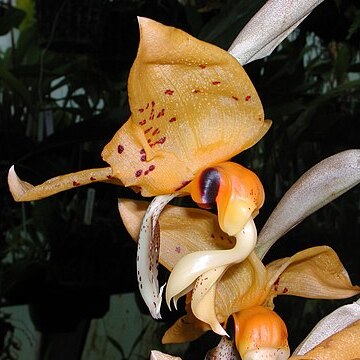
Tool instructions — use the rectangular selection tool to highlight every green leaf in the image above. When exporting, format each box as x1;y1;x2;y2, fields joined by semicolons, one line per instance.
0;4;26;35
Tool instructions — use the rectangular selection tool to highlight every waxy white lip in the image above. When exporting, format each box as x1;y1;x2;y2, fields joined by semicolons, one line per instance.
166;217;257;334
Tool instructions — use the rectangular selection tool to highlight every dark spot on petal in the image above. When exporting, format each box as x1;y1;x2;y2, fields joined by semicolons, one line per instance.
135;170;142;177
117;144;124;154
245;95;251;101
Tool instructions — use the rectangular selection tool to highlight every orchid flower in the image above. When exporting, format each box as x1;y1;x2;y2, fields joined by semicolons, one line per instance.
8;0;327;322
119;149;360;358
8;18;269;319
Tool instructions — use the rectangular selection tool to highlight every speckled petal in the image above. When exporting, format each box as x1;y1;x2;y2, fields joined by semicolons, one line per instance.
102;18;270;197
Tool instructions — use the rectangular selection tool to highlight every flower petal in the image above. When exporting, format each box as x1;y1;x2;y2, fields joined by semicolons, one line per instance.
102;18;270;197
228;0;325;65
205;337;241;359
150;350;181;360
215;252;269;321
165;218;257;310
136;194;177;319
118;199;236;271
256;150;360;259
265;246;360;300
293;299;360;356
119;199;268;324
191;265;229;336
8;165;117;201
289;319;360;360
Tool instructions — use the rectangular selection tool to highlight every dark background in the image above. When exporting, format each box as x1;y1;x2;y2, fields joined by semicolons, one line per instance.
0;0;359;358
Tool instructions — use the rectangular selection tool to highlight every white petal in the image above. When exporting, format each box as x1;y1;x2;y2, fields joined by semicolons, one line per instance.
228;0;324;65
137;193;177;319
256;150;360;259
293;299;360;355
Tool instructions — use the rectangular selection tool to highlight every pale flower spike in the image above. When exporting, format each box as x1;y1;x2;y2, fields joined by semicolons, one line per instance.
137;193;178;319
228;0;325;65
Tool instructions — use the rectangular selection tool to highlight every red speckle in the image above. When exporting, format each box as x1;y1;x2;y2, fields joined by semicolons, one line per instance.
157;109;165;118
149;136;166;148
139;119;146;126
140;155;146;162
90;177;96;181
151;101;155;107
283;287;289;294
232;96;239;101
107;175;113;179
138;108;144;113
117;144;124;154
165;89;174;95
144;170;149;176
146;103;149;109
199;64;206;69
152;128;160;136
135;170;142;177
210;234;215;238
144;127;153;134
149;165;155;171
169;117;176;123
192;89;201;93
245;95;251;101
73;181;80;187
212;81;221;85
274;277;280;291
147;139;151;143
140;149;145;154
149;114;155;121
175;246;181;253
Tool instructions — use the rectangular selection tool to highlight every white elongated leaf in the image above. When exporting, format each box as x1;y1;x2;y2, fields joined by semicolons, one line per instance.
256;150;360;259
293;298;360;356
228;0;324;65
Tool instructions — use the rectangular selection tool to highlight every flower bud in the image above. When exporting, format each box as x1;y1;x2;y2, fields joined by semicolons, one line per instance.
233;306;290;360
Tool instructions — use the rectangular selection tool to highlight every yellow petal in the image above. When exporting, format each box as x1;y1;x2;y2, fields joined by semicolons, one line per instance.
265;246;360;299
118;198;235;271
289;319;360;360
215;251;269;322
119;199;268;324
102;18;271;197
8;165;118;201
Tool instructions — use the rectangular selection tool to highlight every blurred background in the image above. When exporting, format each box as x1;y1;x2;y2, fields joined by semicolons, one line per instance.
0;0;359;358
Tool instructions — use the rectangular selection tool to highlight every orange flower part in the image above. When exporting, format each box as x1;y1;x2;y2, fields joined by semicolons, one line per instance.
233;306;290;360
102;17;271;197
189;162;264;236
8;17;270;202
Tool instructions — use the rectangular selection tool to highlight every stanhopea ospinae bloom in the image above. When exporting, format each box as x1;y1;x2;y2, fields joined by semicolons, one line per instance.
120;150;360;359
8;18;270;321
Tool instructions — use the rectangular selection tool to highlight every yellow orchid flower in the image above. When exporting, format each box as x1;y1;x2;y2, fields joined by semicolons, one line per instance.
8;18;271;319
119;150;360;358
119;199;359;353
